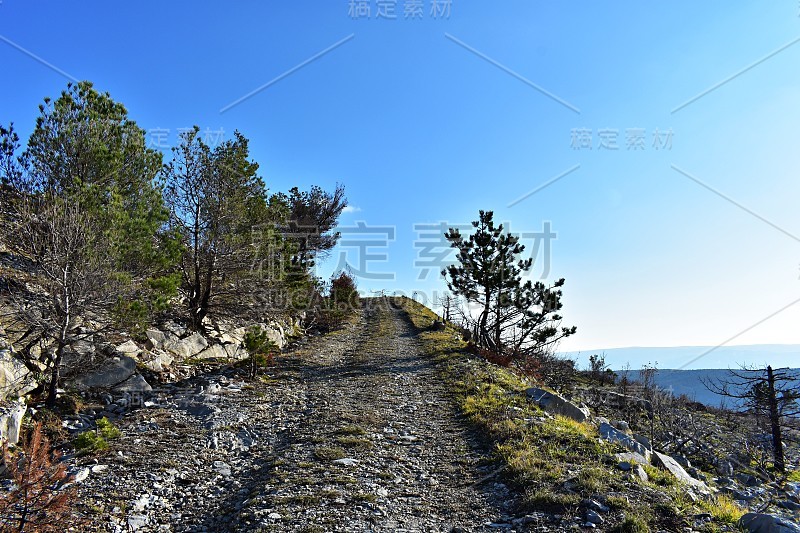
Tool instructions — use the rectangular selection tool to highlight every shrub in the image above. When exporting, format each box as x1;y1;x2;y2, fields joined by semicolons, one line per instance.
96;417;121;440
243;327;278;378
0;423;81;531
314;271;360;331
329;271;359;308
74;431;108;454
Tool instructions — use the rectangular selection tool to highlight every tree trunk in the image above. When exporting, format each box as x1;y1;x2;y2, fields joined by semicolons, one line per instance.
479;295;491;350
48;271;70;407
766;365;786;474
46;342;64;408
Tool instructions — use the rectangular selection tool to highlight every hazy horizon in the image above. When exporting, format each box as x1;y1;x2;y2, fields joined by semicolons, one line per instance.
562;343;800;371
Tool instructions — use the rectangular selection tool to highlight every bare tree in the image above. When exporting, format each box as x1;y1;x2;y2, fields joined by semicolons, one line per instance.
703;365;799;474
588;353;610;384
2;193;116;406
436;293;458;323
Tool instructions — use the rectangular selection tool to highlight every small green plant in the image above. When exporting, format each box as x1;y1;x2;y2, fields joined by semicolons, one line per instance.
787;470;800;482
642;464;677;487
74;417;120;454
244;327;279;378
74;431;108;454
96;417;121;440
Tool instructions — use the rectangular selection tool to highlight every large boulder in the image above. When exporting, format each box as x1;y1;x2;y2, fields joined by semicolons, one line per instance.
196;344;229;360
115;340;141;357
739;513;800;533
141;350;174;373
219;327;246;346
223;343;246;360
786;482;800;501
633;434;652;451
70;339;96;358
263;326;286;349
599;423;651;463
715;458;735;477
164;333;208;360
73;356;137;390
217;322;290;351
0;398;26;446
144;329;168;351
616;451;650;466
526;387;590;422
112;373;152;393
652;451;709;492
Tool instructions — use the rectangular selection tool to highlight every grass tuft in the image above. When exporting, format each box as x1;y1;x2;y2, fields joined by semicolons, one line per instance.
698;494;744;524
313;446;346;461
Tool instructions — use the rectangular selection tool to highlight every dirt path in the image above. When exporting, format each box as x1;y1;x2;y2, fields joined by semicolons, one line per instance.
78;300;511;532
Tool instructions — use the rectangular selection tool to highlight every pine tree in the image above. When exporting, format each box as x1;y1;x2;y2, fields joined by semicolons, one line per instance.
442;210;576;362
0;82;179;405
163;127;278;330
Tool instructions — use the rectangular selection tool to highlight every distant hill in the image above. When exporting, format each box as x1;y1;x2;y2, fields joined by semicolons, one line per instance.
617;368;800;408
560;344;800;408
562;343;800;371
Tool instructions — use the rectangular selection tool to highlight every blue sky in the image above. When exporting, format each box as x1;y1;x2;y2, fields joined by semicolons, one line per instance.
2;1;800;361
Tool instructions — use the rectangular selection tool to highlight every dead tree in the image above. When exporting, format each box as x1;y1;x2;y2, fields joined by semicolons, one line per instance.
436;293;458;323
2;194;117;406
703;365;799;474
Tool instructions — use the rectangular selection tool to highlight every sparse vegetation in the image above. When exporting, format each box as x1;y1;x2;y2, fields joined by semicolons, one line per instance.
394;295;770;533
617;514;650;533
698;494;744;524
334;436;371;449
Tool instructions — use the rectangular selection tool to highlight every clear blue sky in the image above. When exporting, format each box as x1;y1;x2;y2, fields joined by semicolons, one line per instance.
2;1;799;358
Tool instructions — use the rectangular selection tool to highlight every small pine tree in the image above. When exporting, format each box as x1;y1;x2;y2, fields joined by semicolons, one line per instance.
243;327;278;378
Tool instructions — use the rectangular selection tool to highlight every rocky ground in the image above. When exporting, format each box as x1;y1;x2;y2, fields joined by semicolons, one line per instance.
75;300;515;532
